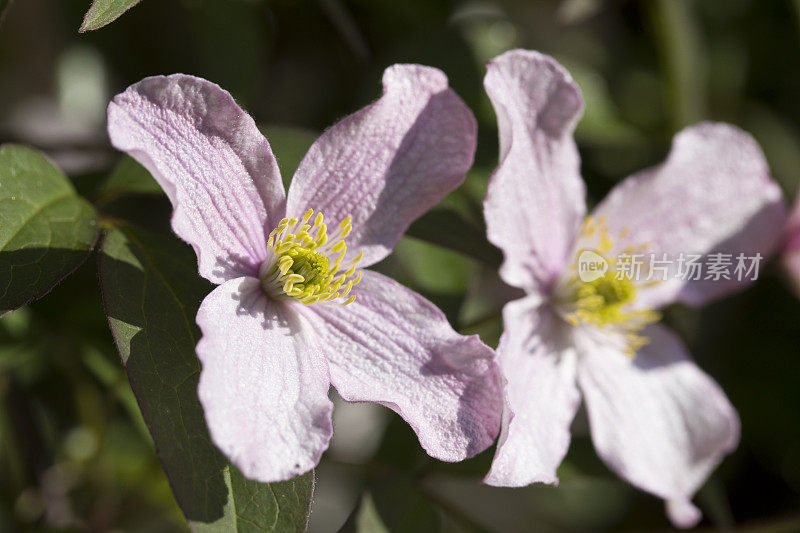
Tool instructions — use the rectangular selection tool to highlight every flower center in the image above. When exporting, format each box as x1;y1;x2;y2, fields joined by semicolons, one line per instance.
259;209;363;305
564;271;654;328
555;216;660;356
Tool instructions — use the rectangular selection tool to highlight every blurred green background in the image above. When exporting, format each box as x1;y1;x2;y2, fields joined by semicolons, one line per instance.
1;0;799;531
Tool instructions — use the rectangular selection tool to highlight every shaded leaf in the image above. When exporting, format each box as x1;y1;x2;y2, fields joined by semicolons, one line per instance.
422;471;631;532
406;209;502;268
80;0;142;32
339;492;390;533
0;145;98;314
99;223;315;531
259;124;318;190
369;476;440;533
394;237;474;295
95;155;162;206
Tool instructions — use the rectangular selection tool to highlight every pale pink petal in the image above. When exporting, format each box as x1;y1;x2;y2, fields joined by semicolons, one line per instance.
575;324;739;528
582;122;786;309
783;193;800;296
306;270;502;461
285;65;476;267
196;277;333;482
666;499;703;530
108;75;286;283
483;49;586;292
485;296;581;487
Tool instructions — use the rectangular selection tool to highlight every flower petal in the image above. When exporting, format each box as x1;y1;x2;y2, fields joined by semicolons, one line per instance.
307;270;502;461
483;49;587;292
666;499;702;530
196;277;333;482
285;65;476;267
783;193;800;296
485;296;581;487
108;75;286;283
575;324;740;528
583;122;786;309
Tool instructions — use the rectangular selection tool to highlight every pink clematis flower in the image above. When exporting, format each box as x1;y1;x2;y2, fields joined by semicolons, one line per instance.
106;67;503;483
482;50;787;528
783;193;800;296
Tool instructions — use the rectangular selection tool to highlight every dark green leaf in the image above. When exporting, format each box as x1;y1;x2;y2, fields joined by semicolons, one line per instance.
80;0;142;32
0;145;98;314
95;155;162;206
259;124;318;190
99;223;314;531
406;209;502;268
339;492;390;533
393;237;474;295
369;477;440;533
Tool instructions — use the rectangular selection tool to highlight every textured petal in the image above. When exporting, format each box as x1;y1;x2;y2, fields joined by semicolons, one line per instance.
108;75;286;283
307;270;502;461
783;193;800;296
196;277;333;482
485;296;581;487
285;65;476;267
576;324;740;528
581;122;786;309
483;49;587;291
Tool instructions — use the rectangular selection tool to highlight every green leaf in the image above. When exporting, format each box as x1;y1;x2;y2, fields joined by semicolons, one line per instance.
259;124;318;190
80;0;142;32
340;492;390;533
393;237;474;295
406;209;502;268
0;145;98;314
369;476;441;533
341;481;440;533
99;223;315;531
95;155;162;206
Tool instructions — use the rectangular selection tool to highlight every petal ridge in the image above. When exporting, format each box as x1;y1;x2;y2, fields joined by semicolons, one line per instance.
108;74;286;283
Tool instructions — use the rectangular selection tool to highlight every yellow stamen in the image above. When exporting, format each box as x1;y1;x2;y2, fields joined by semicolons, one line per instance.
559;217;661;357
259;209;363;305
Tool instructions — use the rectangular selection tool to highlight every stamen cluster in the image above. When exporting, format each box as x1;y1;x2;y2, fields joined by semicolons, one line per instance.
259;209;363;305
556;216;660;356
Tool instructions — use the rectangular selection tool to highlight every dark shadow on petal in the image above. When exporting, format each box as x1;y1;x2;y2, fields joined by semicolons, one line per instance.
420;337;503;458
457;374;504;457
358;89;475;257
225;274;301;334
211;251;261;282
673;201;788;307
